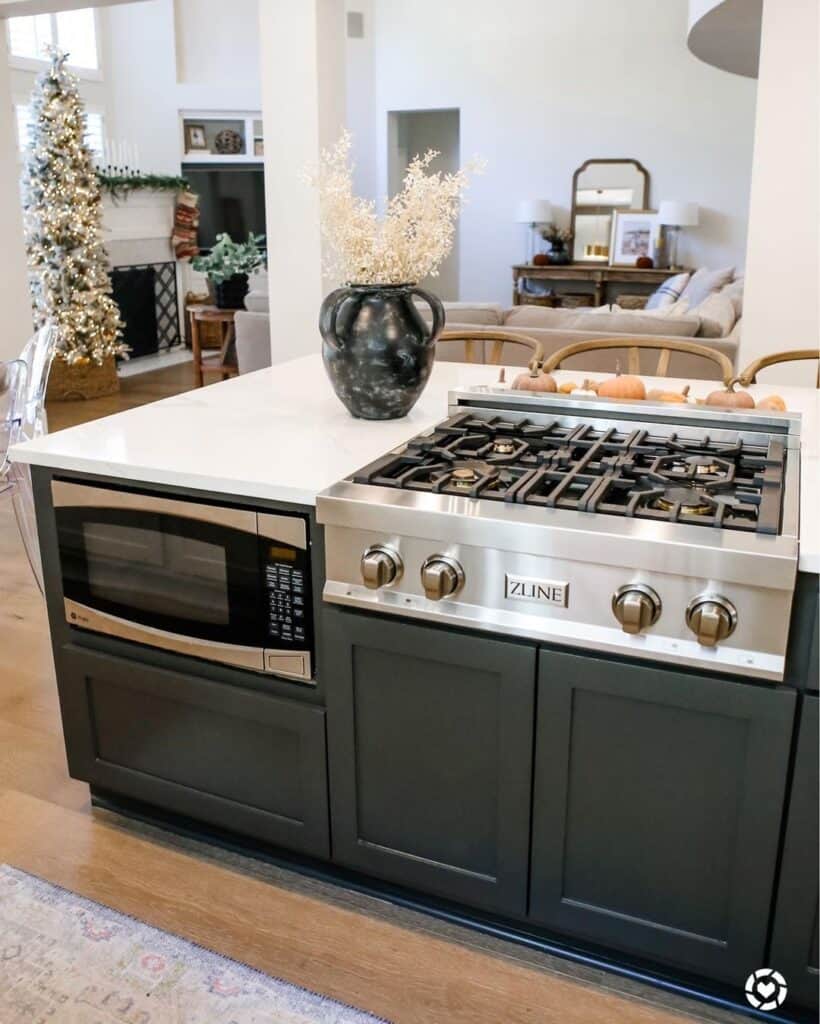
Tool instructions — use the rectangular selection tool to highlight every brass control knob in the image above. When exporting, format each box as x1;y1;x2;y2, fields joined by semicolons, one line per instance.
420;555;465;601
611;584;662;635
360;545;402;590
686;595;737;647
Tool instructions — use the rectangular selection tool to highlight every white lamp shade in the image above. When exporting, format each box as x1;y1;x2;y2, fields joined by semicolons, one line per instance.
658;200;699;227
516;199;552;224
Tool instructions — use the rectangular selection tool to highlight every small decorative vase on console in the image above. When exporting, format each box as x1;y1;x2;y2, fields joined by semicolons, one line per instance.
548;241;570;265
319;283;445;420
213;273;249;310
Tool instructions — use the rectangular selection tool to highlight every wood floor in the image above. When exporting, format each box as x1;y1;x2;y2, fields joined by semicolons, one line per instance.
0;363;720;1024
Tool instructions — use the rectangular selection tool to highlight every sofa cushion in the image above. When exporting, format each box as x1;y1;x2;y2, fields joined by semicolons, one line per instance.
693;292;737;338
416;301;503;326
679;266;735;308
645;272;690;310
504;304;701;338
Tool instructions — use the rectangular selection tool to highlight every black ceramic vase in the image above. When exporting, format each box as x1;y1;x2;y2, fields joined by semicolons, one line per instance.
319;284;445;420
214;273;249;310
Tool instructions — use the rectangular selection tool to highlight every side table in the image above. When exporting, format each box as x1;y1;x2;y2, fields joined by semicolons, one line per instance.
188;305;240;388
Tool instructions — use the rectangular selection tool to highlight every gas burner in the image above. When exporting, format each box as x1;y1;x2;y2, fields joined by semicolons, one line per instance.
492;439;517;456
650;453;735;484
651;486;713;516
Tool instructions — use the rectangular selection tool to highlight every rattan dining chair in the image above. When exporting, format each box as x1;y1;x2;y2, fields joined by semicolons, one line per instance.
540;336;735;385
733;349;820;389
438;330;544;372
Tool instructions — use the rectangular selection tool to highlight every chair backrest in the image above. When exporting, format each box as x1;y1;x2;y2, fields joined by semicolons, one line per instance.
1;360;27;489
438;330;544;372
17;323;58;441
541;336;734;385
734;349;820;388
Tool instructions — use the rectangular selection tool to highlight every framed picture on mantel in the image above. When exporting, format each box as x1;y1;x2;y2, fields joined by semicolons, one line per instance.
610;210;657;266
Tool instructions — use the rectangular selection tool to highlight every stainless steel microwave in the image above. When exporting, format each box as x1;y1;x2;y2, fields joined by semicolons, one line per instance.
52;480;314;682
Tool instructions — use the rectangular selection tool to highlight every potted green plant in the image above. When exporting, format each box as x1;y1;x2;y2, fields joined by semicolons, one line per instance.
192;232;266;309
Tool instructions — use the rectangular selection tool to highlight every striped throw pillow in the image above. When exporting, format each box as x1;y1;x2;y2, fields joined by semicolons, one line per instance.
645;272;690;310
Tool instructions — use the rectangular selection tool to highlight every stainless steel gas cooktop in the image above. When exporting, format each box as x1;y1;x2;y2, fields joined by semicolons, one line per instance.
317;388;801;682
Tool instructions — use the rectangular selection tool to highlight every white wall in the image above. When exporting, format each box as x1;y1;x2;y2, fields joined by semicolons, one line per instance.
741;0;818;384
259;0;346;362
100;0;178;174
364;0;758;304
0;52;33;360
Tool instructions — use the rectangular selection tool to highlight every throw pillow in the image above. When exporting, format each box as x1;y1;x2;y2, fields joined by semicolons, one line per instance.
680;266;735;309
637;298;691;318
720;277;744;318
692;292;737;338
644;272;690;310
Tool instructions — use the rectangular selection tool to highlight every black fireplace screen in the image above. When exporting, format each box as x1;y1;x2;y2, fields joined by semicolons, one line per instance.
110;261;181;357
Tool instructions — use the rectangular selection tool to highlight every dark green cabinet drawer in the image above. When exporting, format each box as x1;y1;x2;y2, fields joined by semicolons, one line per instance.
59;646;329;858
324;608;536;916
530;648;795;985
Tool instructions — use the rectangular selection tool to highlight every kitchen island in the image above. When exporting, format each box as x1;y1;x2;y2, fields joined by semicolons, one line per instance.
11;355;820;1020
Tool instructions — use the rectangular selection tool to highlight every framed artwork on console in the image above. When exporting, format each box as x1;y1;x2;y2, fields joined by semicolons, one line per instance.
610;210;657;266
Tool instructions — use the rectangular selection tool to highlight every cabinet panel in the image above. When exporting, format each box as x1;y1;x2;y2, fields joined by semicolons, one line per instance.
769;694;818;1010
324;608;535;915
59;646;329;857
530;648;795;985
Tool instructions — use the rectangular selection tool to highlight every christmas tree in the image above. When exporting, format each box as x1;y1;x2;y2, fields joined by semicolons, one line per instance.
21;49;124;366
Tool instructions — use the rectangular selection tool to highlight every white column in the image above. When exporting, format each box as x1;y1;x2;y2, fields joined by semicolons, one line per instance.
259;0;346;364
741;0;819;385
0;54;33;362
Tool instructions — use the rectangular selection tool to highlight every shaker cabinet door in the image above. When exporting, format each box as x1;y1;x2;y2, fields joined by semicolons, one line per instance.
58;645;330;858
530;648;795;986
769;694;819;1010
324;607;536;916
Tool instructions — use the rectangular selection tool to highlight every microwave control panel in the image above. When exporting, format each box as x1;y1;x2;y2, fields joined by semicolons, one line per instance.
262;540;313;653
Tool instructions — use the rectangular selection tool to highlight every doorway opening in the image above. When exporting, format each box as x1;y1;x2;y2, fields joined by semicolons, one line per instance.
387;108;460;301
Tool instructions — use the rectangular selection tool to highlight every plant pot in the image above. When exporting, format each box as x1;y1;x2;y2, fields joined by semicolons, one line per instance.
319;283;445;420
213;273;249;310
548;243;570;265
46;354;119;401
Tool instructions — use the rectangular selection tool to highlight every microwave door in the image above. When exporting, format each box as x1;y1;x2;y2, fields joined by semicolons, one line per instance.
53;482;265;669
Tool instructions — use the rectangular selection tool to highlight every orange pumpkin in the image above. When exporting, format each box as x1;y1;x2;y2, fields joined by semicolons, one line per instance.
512;370;557;393
647;385;690;404
597;364;646;400
756;394;787;412
558;381;578;394
705;382;755;409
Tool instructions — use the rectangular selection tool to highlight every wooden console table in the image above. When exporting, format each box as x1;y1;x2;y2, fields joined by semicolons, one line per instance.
512;264;684;308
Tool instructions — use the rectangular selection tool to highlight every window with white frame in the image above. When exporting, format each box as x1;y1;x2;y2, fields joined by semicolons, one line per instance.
15;102;105;159
6;8;100;73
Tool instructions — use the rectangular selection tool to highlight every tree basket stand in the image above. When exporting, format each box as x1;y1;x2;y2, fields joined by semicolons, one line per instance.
46;354;120;401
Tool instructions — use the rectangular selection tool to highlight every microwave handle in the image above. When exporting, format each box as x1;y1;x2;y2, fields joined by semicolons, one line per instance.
51;480;258;534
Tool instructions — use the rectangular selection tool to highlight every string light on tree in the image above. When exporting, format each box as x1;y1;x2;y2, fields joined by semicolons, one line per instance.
21;48;125;367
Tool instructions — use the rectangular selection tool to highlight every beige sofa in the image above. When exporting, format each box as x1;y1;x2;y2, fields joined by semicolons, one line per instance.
235;294;740;382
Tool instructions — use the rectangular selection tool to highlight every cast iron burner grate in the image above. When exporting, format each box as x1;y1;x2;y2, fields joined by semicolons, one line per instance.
353;412;786;535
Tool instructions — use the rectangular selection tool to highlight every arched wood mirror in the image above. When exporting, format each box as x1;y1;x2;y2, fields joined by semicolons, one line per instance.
570;159;650;264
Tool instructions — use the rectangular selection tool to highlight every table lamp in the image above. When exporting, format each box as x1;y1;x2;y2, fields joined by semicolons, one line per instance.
516;199;552;264
658;201;699;270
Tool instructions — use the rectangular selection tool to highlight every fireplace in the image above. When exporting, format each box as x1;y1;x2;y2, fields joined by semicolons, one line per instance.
109;261;181;359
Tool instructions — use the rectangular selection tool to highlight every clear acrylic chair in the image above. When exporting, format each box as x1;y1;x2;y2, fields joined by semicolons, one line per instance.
6;325;58;593
1;360;27;496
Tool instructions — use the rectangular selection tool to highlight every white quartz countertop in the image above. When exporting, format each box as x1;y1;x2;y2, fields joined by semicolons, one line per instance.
11;354;820;572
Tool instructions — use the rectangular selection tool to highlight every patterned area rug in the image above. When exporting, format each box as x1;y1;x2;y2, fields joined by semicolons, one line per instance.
0;865;388;1023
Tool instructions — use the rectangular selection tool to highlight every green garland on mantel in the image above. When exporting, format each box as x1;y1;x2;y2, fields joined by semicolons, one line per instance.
97;171;191;201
